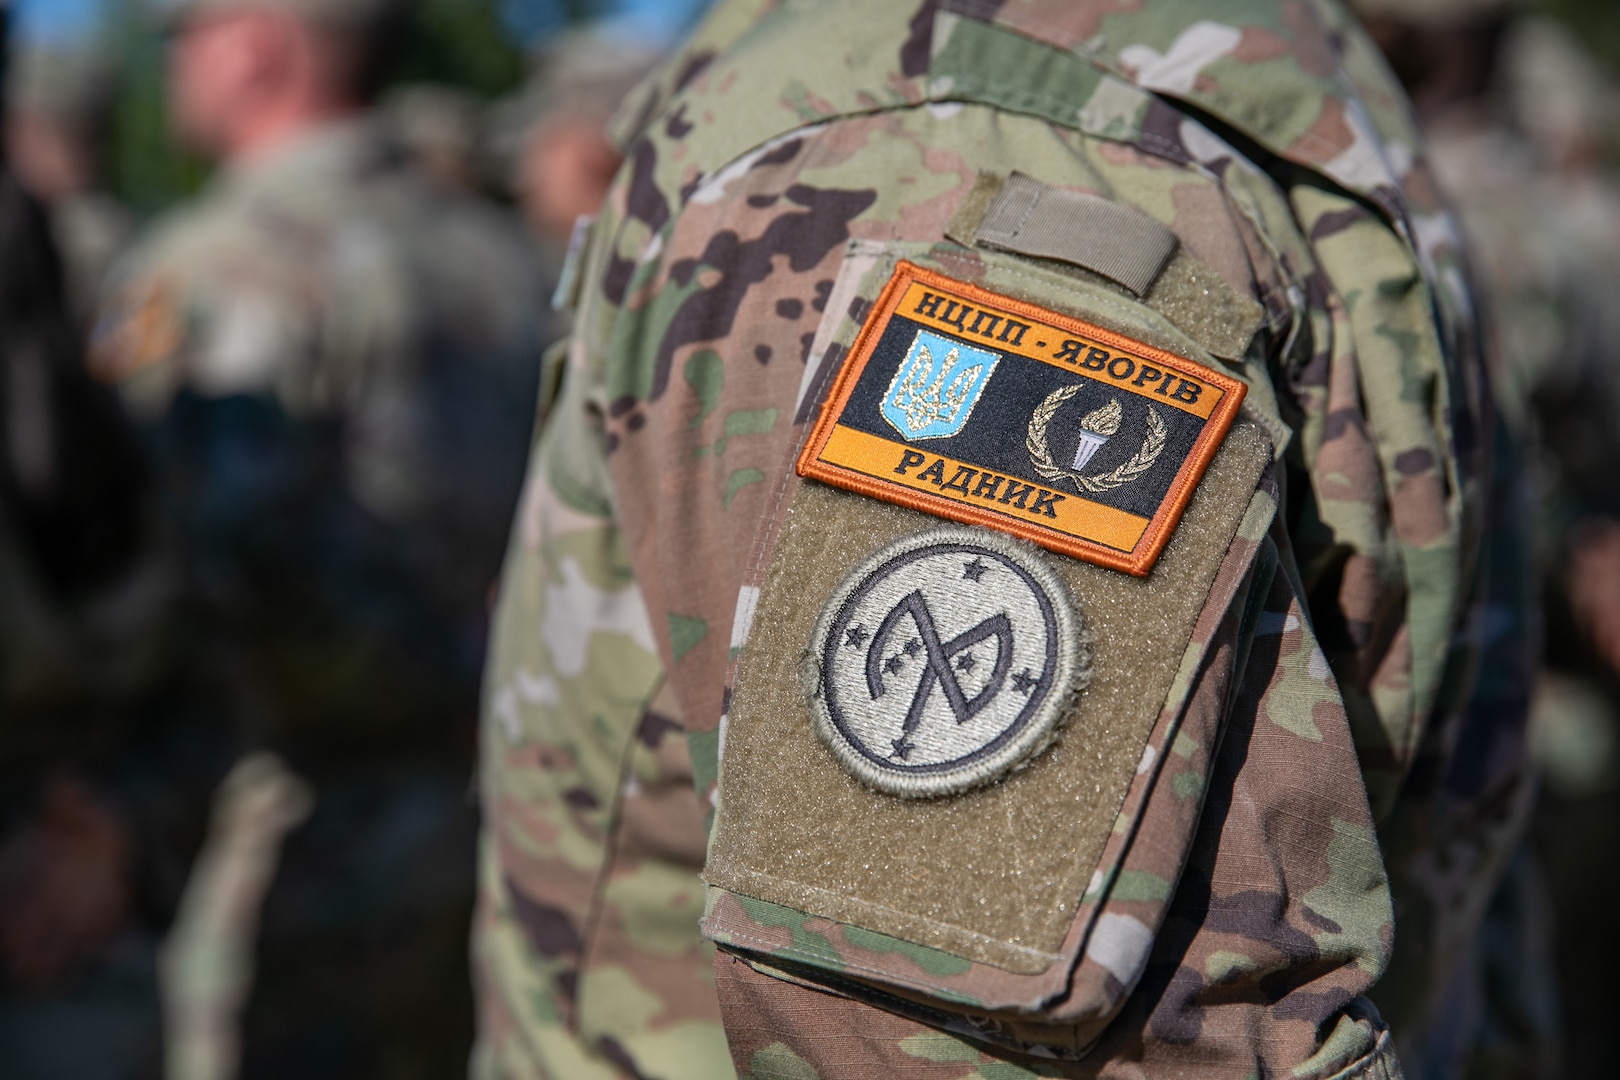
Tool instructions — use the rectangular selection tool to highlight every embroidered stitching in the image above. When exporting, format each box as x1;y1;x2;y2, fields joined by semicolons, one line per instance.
807;526;1091;798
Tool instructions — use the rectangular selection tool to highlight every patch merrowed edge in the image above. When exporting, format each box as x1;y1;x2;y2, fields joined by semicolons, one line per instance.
804;526;1091;798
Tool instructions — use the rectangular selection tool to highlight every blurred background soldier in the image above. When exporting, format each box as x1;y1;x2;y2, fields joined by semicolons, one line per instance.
495;27;658;251
88;0;548;1075
4;42;133;322
485;26;658;428
382;82;483;194
1357;0;1620;1075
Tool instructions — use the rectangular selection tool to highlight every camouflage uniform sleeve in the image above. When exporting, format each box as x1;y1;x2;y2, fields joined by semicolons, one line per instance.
471;209;734;1078
481;3;1513;1078
567;105;1427;1080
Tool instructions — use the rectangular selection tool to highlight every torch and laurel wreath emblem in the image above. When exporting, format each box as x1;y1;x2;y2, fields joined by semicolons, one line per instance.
1026;385;1167;494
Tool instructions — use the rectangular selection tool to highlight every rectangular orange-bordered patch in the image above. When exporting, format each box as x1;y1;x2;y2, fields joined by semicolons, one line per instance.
796;261;1247;576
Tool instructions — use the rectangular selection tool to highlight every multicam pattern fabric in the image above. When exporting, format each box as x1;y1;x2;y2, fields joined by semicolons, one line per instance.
476;1;1529;1076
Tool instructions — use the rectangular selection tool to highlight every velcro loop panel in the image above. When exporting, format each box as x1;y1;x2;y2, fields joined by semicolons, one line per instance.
703;420;1273;975
1143;251;1265;362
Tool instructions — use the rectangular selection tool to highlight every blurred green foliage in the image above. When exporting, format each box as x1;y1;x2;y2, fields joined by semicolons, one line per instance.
101;0;202;216
99;0;529;215
388;0;528;99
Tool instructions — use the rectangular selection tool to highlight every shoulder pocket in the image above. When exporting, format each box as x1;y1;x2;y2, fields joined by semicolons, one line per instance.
700;242;1280;1053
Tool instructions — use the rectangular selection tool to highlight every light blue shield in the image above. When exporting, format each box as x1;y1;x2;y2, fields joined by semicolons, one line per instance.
880;330;1001;441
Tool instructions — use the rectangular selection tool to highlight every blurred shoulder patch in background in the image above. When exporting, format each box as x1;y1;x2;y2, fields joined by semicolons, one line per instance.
89;279;183;383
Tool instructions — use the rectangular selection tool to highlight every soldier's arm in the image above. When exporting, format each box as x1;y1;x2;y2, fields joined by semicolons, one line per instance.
569;104;1471;1079
485;6;1502;1078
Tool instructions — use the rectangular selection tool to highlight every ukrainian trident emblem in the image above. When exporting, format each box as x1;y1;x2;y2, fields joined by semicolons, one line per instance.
881;330;1001;441
1027;385;1166;493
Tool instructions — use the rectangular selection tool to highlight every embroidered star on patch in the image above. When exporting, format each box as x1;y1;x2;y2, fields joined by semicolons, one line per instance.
797;261;1247;576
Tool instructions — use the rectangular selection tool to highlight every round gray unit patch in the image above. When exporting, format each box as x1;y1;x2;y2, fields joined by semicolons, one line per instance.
809;527;1088;798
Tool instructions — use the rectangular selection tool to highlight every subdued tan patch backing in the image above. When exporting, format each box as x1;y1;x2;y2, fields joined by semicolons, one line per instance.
1146;251;1265;362
705;420;1272;973
944;171;1006;248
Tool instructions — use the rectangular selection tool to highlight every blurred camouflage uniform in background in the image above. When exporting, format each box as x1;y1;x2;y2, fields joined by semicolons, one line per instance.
487;27;661;430
1425;14;1620;779
1357;1;1620;1075
88;0;548;1074
0;160;178;1080
491;28;660;251
383;83;484;195
476;1;1533;1078
5;45;134;321
1;11;201;1078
